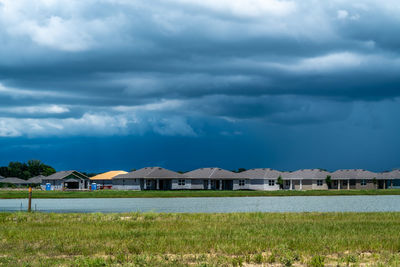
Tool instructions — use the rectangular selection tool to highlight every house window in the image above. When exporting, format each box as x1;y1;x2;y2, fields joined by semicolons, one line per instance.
361;179;367;186
285;180;290;186
268;180;275;186
178;179;186;186
239;180;245;186
317;180;323;186
343;180;348;186
146;180;152;187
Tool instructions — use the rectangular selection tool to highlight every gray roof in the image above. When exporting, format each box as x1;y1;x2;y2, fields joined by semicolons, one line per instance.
185;167;244;179
27;175;46;184
379;170;400;179
114;167;186;179
0;177;28;184
240;168;282;179
44;171;89;180
282;169;330;179
330;169;378;179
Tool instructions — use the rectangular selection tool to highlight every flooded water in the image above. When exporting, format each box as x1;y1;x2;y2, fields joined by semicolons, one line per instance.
1;195;400;213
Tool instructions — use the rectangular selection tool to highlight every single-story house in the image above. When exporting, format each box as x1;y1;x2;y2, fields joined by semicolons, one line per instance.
241;168;282;190
26;175;46;186
184;167;247;190
379;170;400;189
0;177;29;186
90;171;127;189
239;168;330;190
331;169;382;189
41;171;89;190
113;167;188;190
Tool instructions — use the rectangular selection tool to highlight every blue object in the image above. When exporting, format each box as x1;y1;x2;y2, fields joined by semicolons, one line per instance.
45;183;51;191
91;183;97;190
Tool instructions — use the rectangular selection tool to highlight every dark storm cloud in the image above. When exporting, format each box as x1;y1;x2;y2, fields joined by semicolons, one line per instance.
0;0;400;137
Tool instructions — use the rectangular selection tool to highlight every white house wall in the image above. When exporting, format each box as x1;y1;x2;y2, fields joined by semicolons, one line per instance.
233;179;250;190
112;179;141;190
171;179;192;190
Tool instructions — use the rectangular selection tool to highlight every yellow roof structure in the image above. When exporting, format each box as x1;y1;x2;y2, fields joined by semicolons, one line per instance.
90;171;128;180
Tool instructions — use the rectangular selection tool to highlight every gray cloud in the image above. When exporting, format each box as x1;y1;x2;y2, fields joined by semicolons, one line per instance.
0;0;399;137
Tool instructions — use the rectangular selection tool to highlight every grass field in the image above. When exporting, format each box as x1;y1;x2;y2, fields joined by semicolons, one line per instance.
2;188;400;199
1;212;400;266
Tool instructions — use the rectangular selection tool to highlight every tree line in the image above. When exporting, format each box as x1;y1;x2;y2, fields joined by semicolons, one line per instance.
0;160;56;180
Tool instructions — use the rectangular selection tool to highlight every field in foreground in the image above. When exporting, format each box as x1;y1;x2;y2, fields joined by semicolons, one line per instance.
1;213;400;266
2;188;400;199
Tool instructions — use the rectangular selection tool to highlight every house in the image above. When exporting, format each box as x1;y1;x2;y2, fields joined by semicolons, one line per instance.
90;171;127;189
380;170;400;189
112;167;187;190
283;169;330;190
26;175;46;186
331;169;378;189
185;167;247;190
0;177;29;186
240;168;281;190
41;171;89;190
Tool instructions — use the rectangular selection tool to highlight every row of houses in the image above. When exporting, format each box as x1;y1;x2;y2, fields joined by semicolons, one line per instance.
38;167;400;191
0;175;46;187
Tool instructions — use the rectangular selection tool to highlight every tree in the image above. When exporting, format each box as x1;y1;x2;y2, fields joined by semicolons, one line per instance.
0;160;56;179
41;165;56;176
27;159;42;176
325;175;332;189
277;176;284;189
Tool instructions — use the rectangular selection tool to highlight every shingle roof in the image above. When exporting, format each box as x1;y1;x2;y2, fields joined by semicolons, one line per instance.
240;168;282;179
27;175;46;184
331;169;378;179
185;167;244;179
114;167;185;179
90;171;128;180
282;169;330;179
380;170;400;179
44;171;89;180
1;177;28;184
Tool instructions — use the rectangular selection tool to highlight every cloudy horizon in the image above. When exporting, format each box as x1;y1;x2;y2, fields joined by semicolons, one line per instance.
0;0;399;172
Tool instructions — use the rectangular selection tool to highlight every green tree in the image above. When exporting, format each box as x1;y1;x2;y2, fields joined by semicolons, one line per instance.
325;175;332;189
277;176;284;189
27;159;42;176
0;160;56;179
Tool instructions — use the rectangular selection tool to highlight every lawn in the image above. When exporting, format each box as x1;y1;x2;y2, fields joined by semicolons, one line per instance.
2;188;400;199
1;212;400;266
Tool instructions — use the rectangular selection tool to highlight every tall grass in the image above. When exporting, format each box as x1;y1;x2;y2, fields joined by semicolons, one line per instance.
2;188;400;199
0;212;400;266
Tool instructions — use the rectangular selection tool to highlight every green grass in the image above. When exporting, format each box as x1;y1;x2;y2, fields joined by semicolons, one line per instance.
1;212;400;266
1;188;400;199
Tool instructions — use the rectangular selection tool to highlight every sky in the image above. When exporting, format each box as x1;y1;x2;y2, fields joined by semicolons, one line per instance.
0;0;399;173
